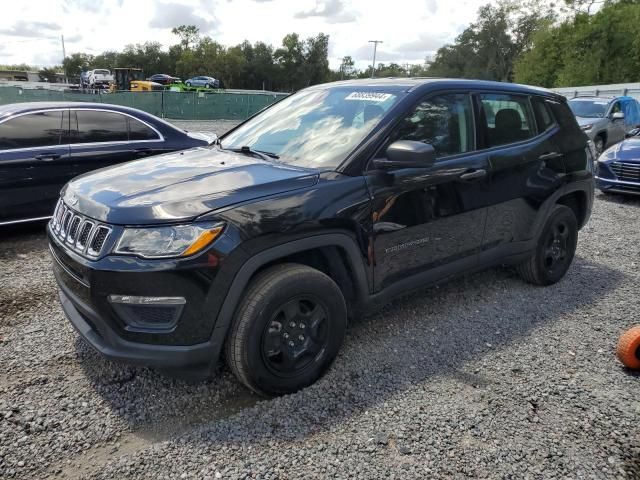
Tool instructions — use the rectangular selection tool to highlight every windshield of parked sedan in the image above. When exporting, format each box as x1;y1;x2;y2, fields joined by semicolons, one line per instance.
220;87;403;169
568;99;608;118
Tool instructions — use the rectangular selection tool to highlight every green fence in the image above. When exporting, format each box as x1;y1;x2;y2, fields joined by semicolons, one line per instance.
0;86;288;120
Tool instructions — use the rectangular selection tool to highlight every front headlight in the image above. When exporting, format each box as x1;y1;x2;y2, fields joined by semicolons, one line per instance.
581;124;593;131
114;223;224;259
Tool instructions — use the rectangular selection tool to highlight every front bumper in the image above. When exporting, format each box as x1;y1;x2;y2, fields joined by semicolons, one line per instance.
595;176;640;195
48;220;245;371
57;286;219;369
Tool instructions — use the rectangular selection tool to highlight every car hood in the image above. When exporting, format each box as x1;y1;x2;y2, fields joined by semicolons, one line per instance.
575;116;604;127
63;147;319;225
604;138;640;162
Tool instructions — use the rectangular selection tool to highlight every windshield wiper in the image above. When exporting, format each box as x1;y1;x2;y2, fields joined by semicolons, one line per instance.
223;145;280;161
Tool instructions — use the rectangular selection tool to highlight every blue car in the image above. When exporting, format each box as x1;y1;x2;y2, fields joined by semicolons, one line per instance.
0;102;216;226
184;76;220;88
596;127;640;195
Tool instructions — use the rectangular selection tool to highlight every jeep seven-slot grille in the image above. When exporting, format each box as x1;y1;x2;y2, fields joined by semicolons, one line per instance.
610;161;640;182
50;199;112;258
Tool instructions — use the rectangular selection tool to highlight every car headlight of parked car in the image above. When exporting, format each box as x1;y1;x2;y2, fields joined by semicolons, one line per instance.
114;223;224;259
581;124;593;131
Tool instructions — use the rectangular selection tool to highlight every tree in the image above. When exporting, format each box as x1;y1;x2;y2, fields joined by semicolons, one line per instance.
38;67;61;82
171;25;200;49
426;1;553;82
515;0;640;87
62;53;94;77
339;56;355;79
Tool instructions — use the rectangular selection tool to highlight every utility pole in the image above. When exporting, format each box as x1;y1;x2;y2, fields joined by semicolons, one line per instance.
368;40;383;78
61;34;67;83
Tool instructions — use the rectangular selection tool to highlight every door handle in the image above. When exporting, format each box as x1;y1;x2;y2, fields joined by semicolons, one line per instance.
459;169;486;181
35;153;61;161
539;152;563;161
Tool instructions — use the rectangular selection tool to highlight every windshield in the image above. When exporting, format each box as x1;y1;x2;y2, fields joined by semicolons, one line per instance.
569;99;608;118
221;86;403;169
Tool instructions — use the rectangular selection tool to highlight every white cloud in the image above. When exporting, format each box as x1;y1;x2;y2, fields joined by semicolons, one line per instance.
0;0;491;69
294;0;358;24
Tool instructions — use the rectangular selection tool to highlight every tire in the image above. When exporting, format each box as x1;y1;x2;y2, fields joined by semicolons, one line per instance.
185;81;191;87
594;135;605;157
225;263;347;396
516;205;578;286
617;326;640;370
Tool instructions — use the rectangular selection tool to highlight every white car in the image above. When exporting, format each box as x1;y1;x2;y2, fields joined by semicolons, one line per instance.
87;69;114;88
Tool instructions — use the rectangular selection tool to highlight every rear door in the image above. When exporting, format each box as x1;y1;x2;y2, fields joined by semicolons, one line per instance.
0;110;70;223
478;93;566;257
67;109;166;177
367;92;490;291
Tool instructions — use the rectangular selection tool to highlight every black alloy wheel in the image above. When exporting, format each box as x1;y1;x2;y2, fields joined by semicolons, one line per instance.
225;263;347;396
261;295;330;376
516;204;578;286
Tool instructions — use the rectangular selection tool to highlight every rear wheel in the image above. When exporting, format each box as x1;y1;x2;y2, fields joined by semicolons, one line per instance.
516;205;578;286
225;263;347;396
185;81;192;87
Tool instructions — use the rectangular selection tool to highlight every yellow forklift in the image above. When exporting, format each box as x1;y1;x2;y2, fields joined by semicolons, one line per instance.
109;68;145;92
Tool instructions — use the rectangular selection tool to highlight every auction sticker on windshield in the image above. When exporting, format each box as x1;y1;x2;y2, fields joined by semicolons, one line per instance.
345;92;393;102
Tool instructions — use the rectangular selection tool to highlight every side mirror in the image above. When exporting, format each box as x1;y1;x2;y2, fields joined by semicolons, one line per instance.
373;140;436;170
612;112;625;121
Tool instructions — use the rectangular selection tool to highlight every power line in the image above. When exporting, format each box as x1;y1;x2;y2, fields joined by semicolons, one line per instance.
368;40;382;78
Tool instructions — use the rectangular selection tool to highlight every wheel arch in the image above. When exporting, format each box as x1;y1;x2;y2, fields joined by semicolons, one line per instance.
556;190;589;229
212;234;370;347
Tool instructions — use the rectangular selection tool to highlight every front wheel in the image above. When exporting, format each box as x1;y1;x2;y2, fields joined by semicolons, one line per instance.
594;136;605;157
225;263;347;396
516;205;578;286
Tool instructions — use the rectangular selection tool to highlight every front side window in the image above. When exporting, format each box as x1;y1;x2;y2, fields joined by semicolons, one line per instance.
221;87;403;169
0;111;63;149
388;93;474;158
479;93;534;147
72;111;128;144
610;101;622;115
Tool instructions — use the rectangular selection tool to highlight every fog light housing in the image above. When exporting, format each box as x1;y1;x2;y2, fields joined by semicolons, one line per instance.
108;295;186;332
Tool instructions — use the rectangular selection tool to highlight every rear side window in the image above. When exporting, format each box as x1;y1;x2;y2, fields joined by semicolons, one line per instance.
0;111;63;149
531;97;556;132
389;93;474;158
478;93;534;147
128;118;159;141
72;111;128;143
548;101;582;133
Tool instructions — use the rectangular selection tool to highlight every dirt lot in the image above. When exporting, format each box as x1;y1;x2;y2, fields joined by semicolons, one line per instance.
0;125;639;478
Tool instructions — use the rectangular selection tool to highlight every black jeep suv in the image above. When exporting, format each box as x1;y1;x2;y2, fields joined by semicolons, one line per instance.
49;79;594;396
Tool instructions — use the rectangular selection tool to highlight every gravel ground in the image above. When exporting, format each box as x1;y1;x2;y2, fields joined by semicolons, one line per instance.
1;127;639;479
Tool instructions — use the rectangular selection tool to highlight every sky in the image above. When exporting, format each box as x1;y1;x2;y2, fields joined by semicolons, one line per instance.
0;0;493;71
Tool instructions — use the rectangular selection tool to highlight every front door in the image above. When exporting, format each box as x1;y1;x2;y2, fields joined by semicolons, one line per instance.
366;92;490;292
0;109;71;223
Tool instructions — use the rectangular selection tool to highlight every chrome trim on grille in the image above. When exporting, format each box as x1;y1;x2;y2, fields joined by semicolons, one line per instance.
611;161;640;182
50;199;112;258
